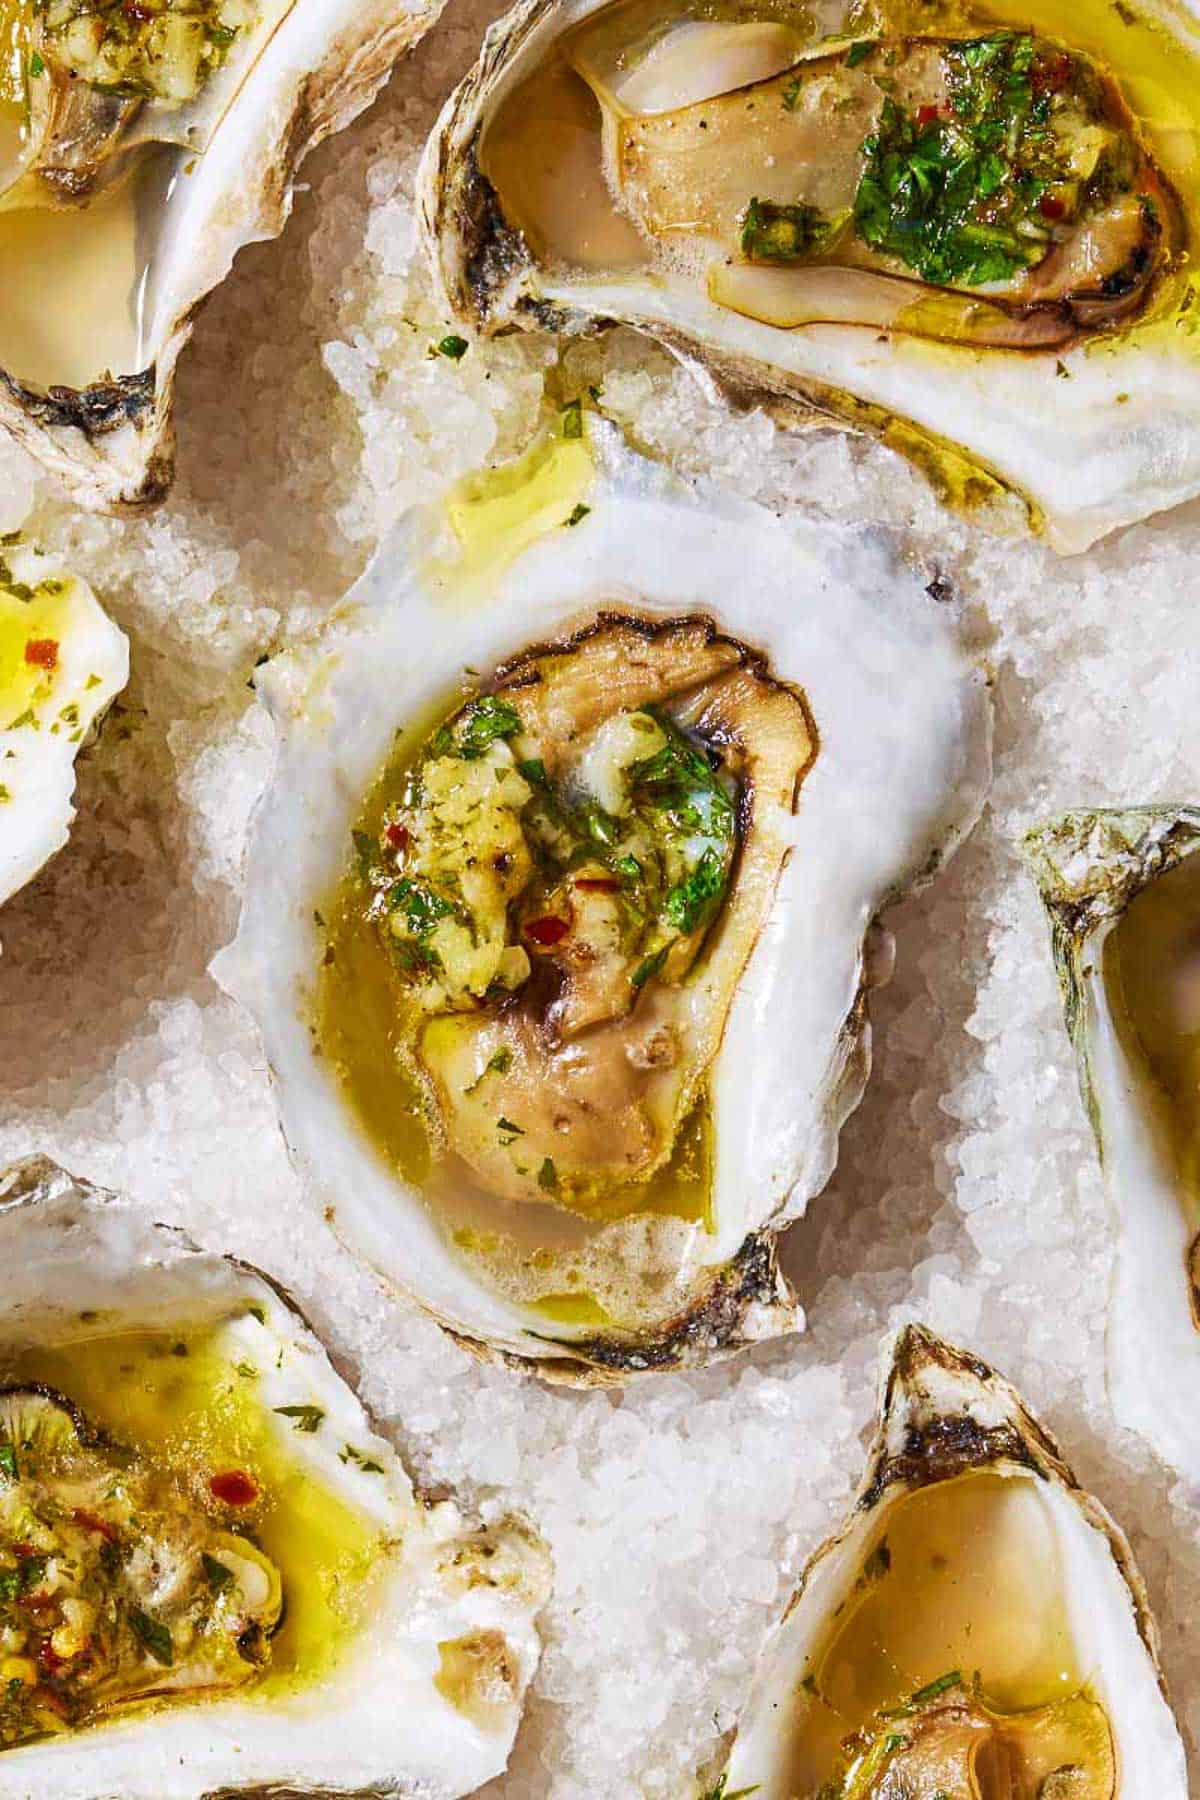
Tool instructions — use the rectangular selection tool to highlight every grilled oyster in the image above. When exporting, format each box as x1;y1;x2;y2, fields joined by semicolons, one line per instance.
0;1155;549;1798
0;539;127;908
0;0;447;508
705;1323;1187;1799
420;0;1200;551
214;424;991;1382
1024;807;1200;1484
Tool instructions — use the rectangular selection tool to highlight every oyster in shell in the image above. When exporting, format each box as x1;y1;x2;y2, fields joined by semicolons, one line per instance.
706;1323;1187;1799
0;0;447;508
0;1155;550;1798
1024;807;1200;1483
0;540;127;908
215;425;991;1382
420;0;1200;552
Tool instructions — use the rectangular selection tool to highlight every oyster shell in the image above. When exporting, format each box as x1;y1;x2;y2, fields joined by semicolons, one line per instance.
707;1323;1187;1799
214;424;991;1382
0;540;127;908
0;1155;550;1798
1024;807;1200;1483
0;0;447;508
419;0;1200;552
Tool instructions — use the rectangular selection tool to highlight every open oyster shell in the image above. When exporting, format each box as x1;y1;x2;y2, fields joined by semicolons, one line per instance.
0;541;128;908
0;1155;550;1798
0;0;447;509
1024;808;1200;1483
419;0;1200;552
214;425;991;1383
707;1323;1187;1799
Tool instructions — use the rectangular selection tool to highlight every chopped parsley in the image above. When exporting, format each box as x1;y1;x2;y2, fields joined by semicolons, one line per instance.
631;945;669;989
387;876;456;939
537;1157;558;1191
339;1444;385;1473
852;35;1069;288
128;1605;173;1666
908;1669;962;1706
564;503;591;527
436;334;469;360
201;1553;234;1593
741;196;829;263
561;397;584;439
845;38;873;66
664;845;727;935
452;694;522;759
273;1403;325;1434
0;1444;15;1481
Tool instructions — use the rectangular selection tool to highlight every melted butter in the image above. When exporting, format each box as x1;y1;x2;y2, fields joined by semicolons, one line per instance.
0;581;77;721
0;1320;384;1703
0;0;30;190
438;424;597;592
0;179;142;390
313;694;717;1334
785;1473;1086;1792
1104;850;1200;1219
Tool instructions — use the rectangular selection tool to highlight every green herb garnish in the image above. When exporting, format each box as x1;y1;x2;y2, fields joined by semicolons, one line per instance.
852;34;1064;288
274;1403;325;1433
129;1605;174;1666
909;1669;962;1705
455;694;522;759
741;196;829;262
436;334;469;360
201;1553;234;1593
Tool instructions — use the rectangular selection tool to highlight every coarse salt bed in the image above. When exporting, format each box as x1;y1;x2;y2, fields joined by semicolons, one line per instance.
2;0;1200;1793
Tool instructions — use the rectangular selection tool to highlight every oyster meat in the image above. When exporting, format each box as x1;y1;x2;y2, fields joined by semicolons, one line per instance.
0;0;448;508
1025;807;1200;1484
0;1156;550;1799
706;1323;1187;1799
215;423;991;1382
0;540;127;909
421;0;1200;551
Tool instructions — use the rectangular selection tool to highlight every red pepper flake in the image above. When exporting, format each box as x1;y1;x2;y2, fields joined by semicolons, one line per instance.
1039;195;1066;220
23;638;58;671
574;877;621;893
1034;52;1074;94
71;1508;118;1544
208;1469;259;1507
524;915;570;947
915;103;940;127
385;823;409;851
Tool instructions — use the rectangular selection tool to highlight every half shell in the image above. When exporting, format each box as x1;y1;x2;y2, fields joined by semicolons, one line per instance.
1024;807;1200;1483
419;0;1200;552
214;424;991;1382
0;0;447;508
707;1322;1186;1798
0;540;127;908
0;1155;550;1798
